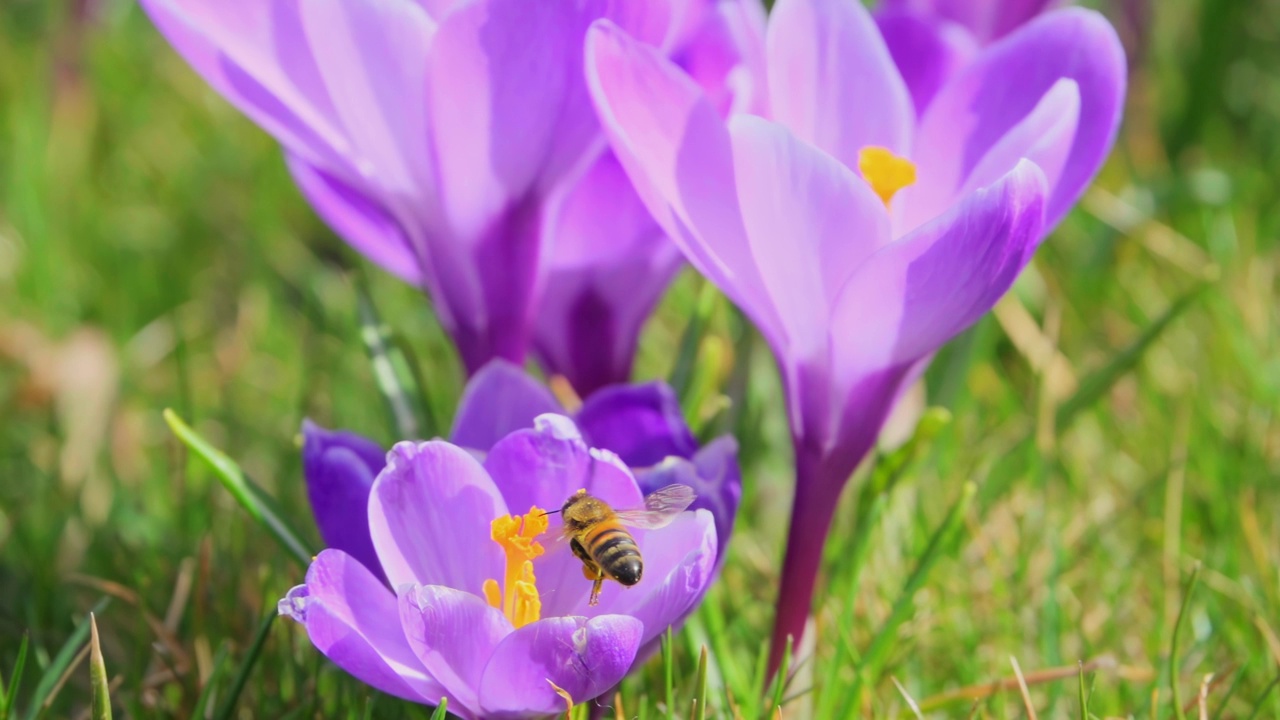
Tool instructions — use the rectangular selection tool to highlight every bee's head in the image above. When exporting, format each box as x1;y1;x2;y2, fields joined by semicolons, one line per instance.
559;488;588;515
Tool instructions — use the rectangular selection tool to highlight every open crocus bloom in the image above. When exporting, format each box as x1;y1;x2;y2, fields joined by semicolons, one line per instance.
304;360;740;580
585;0;1123;669
140;0;765;395
282;415;717;718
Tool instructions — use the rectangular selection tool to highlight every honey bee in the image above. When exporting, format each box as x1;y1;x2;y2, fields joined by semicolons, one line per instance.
556;484;696;606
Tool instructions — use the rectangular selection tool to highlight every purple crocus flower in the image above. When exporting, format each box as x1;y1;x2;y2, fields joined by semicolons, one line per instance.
282;415;716;718
874;0;1062;114
304;360;740;575
139;0;765;396
583;0;1124;669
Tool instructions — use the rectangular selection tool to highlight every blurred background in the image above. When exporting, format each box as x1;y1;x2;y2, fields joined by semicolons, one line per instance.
0;0;1277;717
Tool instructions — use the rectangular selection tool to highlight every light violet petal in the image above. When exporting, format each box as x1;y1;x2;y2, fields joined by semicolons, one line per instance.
427;0;601;239
951;79;1080;234
884;0;1061;43
728;115;892;364
368;441;506;595
286;155;425;286
398;584;513;717
294;0;436;200
670;0;769;117
574;382;697;468
450;360;560;451
766;0;914;167
301;421;386;582
910;8;1126;229
483;424;644;525
534;152;679;396
585;20;787;349
831;161;1048;379
477;615;643;716
138;0;352;173
283;549;445;704
875;9;978;116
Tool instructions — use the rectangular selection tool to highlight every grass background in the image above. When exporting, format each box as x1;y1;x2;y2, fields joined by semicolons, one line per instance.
1;0;1278;717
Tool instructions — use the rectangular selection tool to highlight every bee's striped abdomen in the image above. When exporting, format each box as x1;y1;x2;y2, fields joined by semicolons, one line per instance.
584;521;644;586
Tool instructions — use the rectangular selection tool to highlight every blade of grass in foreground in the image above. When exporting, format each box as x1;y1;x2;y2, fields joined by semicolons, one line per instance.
191;641;231;720
843;482;977;715
24;597;110;720
429;699;449;720
1169;563;1201;720
0;635;29;720
88;615;111;720
354;276;437;440
164;409;312;568
213;611;275;720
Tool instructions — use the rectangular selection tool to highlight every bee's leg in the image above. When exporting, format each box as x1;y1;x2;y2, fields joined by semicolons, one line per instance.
589;569;605;607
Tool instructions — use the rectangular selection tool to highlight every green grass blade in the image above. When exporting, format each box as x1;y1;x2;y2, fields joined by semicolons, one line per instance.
669;280;719;405
693;645;708;720
354;277;436;440
213;610;275;720
1;635;29;720
849;482;977;708
428;698;449;720
25;597;110;720
661;627;676;720
1169;563;1201;720
191;641;231;720
164;409;312;568
1055;284;1205;431
1077;661;1088;720
769;634;793;718
1243;674;1279;720
88;615;111;720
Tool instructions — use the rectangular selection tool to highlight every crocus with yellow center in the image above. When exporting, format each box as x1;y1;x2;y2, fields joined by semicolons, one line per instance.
279;415;718;719
585;0;1124;673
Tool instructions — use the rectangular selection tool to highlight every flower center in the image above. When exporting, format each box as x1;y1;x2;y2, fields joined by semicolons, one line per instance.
857;146;917;207
482;506;549;628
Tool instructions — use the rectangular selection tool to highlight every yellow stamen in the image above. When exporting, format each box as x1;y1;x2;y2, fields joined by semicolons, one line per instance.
857;146;917;207
485;506;548;628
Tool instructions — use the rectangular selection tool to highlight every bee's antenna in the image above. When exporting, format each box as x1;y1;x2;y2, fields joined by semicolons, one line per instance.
540;509;562;517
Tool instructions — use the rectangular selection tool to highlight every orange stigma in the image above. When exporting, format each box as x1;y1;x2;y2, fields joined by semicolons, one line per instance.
857;146;917;207
482;507;548;628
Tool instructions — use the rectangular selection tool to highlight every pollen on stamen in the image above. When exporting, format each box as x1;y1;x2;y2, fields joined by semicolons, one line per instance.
857;146;917;207
485;507;548;628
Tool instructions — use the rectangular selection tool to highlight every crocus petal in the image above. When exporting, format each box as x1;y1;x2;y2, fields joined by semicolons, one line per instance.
484;418;644;518
534;153;680;396
874;9;978;116
286;156;425;286
450;360;560;451
138;0;353;174
279;550;445;705
398;584;513;717
636;437;741;569
585;20;787;349
831;161;1048;378
904;76;1080;234
427;0;605;238
727;115;892;361
884;0;1061;43
477;615;643;716
368;441;506;595
766;0;914;167
574;382;697;467
910;8;1126;229
301;421;386;581
671;0;769;116
562;511;717;645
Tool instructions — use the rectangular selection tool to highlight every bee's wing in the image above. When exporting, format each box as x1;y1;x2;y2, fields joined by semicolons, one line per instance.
614;484;696;530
